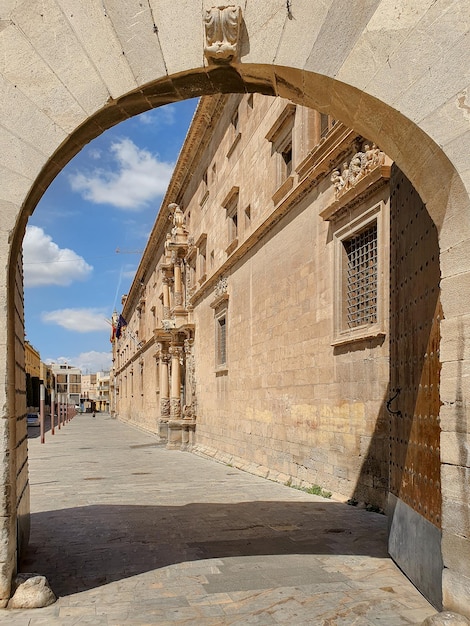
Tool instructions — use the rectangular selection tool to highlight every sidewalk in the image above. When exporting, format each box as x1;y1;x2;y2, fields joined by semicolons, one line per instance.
0;413;437;625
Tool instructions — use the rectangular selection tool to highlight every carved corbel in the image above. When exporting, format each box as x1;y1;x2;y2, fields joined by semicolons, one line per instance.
204;5;242;65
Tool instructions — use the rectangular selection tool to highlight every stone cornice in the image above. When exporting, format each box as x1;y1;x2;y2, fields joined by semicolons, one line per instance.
320;164;391;221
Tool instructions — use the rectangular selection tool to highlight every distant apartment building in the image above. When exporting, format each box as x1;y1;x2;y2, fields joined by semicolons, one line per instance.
50;363;81;407
81;373;97;411
96;372;110;413
80;372;110;412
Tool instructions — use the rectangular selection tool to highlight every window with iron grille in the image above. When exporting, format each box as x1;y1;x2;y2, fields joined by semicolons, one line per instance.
343;222;378;328
332;199;387;345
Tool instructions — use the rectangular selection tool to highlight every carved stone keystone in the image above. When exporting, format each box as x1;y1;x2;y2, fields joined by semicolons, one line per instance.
204;5;242;64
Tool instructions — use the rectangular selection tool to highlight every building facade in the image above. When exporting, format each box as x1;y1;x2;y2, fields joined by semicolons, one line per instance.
111;95;442;607
96;372;110;413
39;361;55;411
25;341;41;409
50;364;82;408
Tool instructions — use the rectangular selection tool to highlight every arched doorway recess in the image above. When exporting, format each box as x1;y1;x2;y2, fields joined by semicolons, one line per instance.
0;2;469;614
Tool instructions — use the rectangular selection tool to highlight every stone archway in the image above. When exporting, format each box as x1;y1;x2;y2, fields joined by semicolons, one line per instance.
0;2;469;613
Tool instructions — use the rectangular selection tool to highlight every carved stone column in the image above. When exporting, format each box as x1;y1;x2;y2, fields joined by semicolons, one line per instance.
173;259;184;309
162;277;171;319
183;337;196;419
169;345;182;419
158;351;170;440
167;345;183;449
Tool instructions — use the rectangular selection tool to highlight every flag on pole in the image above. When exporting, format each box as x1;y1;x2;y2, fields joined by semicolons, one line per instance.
115;314;127;339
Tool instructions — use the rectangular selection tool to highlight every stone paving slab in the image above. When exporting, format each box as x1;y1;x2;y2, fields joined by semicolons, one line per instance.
0;414;438;624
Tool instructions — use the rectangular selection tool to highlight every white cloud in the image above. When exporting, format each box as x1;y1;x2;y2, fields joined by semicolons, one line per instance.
48;351;112;374
88;148;102;160
68;138;174;210
23;226;93;287
41;308;110;333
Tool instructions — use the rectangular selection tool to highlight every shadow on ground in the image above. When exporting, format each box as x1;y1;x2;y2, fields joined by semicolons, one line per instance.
20;500;388;597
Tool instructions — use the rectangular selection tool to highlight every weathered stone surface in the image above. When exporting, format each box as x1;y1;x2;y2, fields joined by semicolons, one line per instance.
7;574;56;609
443;569;470;618
422;612;470;626
56;0;138;98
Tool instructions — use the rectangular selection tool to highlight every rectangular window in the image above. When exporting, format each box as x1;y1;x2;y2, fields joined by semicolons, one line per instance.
332;200;386;345
197;235;207;283
211;291;229;372
227;196;238;242
320;113;336;139
222;186;239;254
200;169;209;205
281;144;293;179
265;103;296;201
227;103;242;158
217;314;227;367
343;222;378;328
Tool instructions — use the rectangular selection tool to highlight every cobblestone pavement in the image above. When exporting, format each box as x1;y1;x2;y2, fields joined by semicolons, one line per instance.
0;414;437;625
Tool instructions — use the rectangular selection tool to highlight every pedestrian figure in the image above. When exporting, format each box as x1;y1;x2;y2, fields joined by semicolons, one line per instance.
92;411;95;418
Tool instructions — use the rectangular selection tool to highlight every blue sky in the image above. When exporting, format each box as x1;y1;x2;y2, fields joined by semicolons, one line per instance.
23;98;199;374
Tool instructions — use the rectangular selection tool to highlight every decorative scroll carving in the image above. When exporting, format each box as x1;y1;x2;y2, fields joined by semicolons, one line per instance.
184;337;197;418
161;398;170;418
170;397;181;419
169;345;183;362
215;275;228;297
183;404;195;419
204;5;242;65
331;143;385;199
174;291;183;307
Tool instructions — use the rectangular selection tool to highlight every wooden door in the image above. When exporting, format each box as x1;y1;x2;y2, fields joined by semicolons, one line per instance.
388;166;442;609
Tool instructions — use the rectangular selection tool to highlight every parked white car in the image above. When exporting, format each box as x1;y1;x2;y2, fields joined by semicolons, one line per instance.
26;413;40;427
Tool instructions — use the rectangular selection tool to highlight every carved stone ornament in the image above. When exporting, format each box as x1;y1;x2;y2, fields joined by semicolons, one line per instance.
161;398;170;418
331;143;385;199
204;5;242;65
215;275;228;297
170;397;182;418
162;319;176;331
